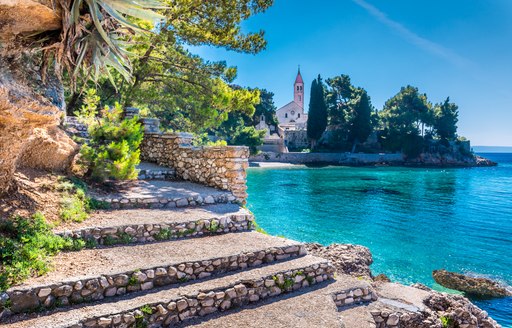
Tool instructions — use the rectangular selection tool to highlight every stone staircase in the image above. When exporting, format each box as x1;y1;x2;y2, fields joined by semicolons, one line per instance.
2;185;337;328
1;177;448;328
137;162;176;181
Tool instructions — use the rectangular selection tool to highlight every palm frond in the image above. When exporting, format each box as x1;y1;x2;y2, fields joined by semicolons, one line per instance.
65;0;166;87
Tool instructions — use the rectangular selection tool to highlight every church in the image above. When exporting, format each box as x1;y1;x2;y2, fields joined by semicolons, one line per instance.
254;68;310;152
276;69;308;131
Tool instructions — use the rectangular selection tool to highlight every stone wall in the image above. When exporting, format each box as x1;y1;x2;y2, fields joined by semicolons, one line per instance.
75;262;334;328
251;152;404;165
332;286;377;307
141;133;249;203
58;211;254;245
7;244;307;313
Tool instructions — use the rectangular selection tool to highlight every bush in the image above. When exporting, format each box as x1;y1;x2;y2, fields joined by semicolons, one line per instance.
57;177;110;223
230;126;265;155
79;103;143;182
0;213;76;291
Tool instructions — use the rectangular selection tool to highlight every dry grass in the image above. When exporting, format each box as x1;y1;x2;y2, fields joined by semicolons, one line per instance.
0;169;63;223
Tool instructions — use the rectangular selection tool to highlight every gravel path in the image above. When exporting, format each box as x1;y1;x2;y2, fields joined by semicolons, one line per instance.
91;180;227;200
4;256;327;328
54;204;248;233
11;232;299;289
186;276;368;328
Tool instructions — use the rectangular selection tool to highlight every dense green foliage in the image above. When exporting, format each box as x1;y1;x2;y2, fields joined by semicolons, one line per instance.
314;74;463;157
68;1;273;132
307;76;328;147
324;75;375;151
230;127;266;154
79;102;144;182
0;214;79;291
252;89;279;127
434;98;459;141
379;86;434;157
57;177;110;222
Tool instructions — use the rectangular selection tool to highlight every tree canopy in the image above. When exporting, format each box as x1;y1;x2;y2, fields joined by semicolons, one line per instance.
307;75;328;147
434;97;459;141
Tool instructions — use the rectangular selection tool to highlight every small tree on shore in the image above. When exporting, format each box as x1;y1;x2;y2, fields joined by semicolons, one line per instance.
307;75;328;149
434;97;459;141
346;89;374;152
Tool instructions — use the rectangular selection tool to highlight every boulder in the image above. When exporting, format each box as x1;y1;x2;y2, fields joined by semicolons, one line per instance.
305;243;373;278
0;46;73;195
433;269;512;297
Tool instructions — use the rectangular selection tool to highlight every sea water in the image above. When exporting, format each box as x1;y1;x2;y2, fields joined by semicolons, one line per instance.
246;153;512;326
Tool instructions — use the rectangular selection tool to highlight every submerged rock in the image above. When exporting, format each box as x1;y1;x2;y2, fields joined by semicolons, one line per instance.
433;269;512;297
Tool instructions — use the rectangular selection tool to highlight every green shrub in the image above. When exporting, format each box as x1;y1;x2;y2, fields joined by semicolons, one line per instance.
154;228;172;241
0;213;71;291
60;189;89;223
440;316;453;328
79;102;143;182
230;126;265;155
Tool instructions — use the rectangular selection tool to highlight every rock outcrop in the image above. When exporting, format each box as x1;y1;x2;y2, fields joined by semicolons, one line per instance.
423;290;501;327
305;243;373;278
0;0;61;41
433;269;512;298
0;53;75;195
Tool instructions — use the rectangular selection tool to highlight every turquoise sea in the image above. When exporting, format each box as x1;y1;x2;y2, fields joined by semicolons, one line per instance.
246;153;512;326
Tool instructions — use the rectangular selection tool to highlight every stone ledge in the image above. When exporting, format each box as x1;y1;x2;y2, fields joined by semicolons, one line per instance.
7;244;308;313
332;286;377;308
58;212;255;245
96;192;238;210
77;261;334;328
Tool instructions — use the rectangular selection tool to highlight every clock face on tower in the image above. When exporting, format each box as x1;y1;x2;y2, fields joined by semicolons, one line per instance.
291;111;295;115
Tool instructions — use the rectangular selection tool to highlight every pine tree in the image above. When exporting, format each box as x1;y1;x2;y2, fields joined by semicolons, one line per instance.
346;89;374;152
307;75;328;148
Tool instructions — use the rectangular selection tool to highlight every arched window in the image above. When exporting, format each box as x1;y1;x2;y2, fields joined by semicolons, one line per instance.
298;113;301;118
285;113;288;118
296;86;299;91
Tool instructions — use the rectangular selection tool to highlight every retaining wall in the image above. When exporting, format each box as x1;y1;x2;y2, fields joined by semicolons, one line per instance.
141;133;249;203
251;152;404;165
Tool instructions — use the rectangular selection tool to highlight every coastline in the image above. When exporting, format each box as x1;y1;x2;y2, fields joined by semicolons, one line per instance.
250;152;497;168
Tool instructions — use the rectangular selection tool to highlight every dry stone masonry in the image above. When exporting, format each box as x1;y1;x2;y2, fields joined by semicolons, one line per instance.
74;262;334;328
96;192;236;210
141;133;249;203
58;212;254;245
7;245;308;313
332;286;377;308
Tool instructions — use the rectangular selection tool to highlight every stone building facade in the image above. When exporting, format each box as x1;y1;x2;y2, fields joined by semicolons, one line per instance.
276;69;308;131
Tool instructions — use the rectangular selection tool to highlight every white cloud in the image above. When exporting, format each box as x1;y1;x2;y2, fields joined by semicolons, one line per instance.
352;0;471;67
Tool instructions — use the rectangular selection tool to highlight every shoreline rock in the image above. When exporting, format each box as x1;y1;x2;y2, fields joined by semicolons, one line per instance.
305;243;373;278
249;152;497;168
433;269;512;298
310;242;502;327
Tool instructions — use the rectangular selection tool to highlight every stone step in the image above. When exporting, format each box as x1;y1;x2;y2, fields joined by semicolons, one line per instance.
54;204;253;245
3;255;335;328
185;275;377;328
89;180;237;209
137;162;176;181
6;232;306;314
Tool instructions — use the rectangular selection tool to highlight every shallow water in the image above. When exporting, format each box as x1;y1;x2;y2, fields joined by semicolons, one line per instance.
246;153;512;326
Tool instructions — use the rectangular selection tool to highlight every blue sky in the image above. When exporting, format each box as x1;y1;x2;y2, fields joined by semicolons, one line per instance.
194;0;512;146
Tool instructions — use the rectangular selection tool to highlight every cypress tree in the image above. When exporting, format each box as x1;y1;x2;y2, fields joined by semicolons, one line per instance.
307;75;328;148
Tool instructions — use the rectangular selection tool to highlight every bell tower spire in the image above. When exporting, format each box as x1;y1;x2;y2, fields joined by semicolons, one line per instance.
294;66;304;109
